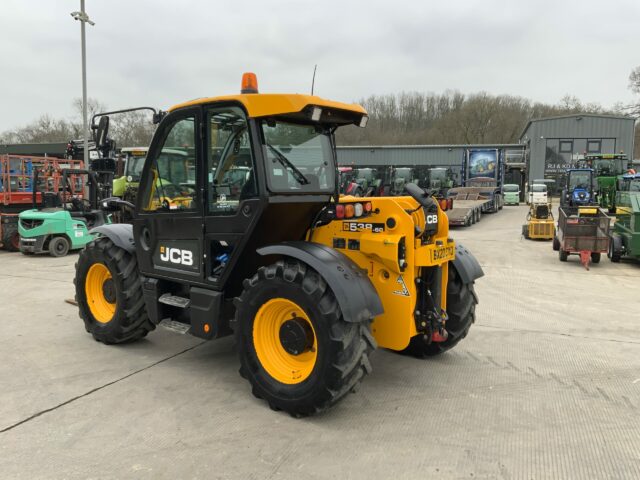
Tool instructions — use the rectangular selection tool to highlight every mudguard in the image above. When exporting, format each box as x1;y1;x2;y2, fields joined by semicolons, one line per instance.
451;243;484;284
257;241;384;323
91;223;135;253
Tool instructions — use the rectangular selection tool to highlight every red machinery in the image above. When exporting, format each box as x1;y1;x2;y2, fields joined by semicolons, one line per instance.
0;155;84;250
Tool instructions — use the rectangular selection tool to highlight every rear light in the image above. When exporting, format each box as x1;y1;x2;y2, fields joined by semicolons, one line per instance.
336;204;345;219
447;198;453;210
439;199;447;211
345;204;355;218
354;203;363;217
364;201;372;212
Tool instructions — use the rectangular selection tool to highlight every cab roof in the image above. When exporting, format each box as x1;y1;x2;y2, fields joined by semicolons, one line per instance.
168;93;367;120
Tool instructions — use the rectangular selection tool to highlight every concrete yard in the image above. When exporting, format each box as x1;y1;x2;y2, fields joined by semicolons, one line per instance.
0;205;639;479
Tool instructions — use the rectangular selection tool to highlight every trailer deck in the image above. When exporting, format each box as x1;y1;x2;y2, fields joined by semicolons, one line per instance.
445;189;492;226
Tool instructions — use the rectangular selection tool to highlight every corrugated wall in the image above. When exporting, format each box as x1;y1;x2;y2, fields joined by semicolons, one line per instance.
336;144;523;168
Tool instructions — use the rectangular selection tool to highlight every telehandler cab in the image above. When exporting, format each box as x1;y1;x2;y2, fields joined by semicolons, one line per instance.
75;74;483;416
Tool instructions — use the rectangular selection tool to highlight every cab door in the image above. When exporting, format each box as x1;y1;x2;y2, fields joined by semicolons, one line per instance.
200;104;265;291
133;107;205;283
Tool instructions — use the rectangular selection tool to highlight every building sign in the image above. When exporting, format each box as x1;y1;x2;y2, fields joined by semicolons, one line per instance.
544;146;570;175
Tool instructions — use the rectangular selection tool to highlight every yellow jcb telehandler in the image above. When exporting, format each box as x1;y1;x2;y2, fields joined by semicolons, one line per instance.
74;73;483;416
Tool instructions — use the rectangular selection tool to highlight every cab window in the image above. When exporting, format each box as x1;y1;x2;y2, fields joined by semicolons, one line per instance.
261;120;334;193
142;116;197;212
207;107;256;215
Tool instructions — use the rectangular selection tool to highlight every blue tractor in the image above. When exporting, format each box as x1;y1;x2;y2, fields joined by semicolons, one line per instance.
561;168;595;207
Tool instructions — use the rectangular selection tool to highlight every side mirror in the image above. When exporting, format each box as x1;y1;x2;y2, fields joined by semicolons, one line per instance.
94;116;110;148
101;196;134;212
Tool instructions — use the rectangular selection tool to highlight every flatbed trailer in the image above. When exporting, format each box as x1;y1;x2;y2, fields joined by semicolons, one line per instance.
445;198;491;226
555;206;611;270
445;187;492;226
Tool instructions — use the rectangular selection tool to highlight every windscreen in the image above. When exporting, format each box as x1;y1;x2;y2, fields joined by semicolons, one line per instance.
261;120;335;193
395;168;413;181
503;185;519;192
126;155;146;180
532;185;547;192
569;172;590;190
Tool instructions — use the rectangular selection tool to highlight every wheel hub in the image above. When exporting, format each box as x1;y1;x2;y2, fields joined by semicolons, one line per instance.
253;298;317;384
102;278;116;303
279;317;314;355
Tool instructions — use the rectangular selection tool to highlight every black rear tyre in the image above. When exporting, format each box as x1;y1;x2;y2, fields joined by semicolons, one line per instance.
608;235;622;263
591;252;601;264
74;237;154;344
49;236;70;257
2;223;20;252
559;249;568;262
401;266;477;357
552;236;560;251
235;260;376;416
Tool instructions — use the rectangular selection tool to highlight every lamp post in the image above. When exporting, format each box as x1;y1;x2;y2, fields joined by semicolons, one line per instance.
70;1;95;164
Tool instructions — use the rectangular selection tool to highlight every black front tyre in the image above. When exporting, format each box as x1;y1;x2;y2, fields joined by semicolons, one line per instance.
552;236;560;251
559;249;568;262
235;260;376;417
402;266;477;357
49;236;70;257
591;252;601;264
74;237;154;344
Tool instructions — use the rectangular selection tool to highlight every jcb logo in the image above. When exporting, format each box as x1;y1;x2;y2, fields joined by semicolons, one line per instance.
425;214;438;224
160;246;194;266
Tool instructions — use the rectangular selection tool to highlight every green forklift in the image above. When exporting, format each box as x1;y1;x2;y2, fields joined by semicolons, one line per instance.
19;169;110;257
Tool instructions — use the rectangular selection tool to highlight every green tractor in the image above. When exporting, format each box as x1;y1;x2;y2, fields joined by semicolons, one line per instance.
608;173;640;262
112;147;148;201
577;154;627;213
18;169;110;257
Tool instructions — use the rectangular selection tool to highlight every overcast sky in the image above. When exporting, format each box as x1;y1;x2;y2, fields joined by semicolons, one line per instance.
1;0;638;132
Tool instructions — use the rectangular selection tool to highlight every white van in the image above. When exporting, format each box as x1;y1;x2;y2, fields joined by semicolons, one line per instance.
527;184;548;204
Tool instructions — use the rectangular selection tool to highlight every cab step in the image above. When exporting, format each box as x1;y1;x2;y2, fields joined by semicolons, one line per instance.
158;293;191;309
159;318;191;334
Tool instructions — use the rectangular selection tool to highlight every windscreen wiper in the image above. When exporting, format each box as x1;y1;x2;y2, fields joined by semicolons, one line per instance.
267;144;309;185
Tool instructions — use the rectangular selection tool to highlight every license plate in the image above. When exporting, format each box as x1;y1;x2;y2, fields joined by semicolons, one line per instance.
430;245;455;262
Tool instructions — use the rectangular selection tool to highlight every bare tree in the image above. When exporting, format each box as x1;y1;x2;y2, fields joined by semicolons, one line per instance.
0;98;156;148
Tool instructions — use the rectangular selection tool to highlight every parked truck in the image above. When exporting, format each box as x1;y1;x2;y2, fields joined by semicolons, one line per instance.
462;148;504;213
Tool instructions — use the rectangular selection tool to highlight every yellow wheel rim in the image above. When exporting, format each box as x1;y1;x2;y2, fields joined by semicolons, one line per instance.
253;298;317;385
85;263;116;324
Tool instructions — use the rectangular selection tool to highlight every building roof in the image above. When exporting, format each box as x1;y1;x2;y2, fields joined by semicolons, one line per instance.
519;113;635;140
169;93;366;120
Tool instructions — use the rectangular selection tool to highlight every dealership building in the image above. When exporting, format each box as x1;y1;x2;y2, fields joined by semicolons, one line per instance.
518;114;636;192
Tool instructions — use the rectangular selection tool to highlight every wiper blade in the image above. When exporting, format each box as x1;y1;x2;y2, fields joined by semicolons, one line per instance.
267;144;309;185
